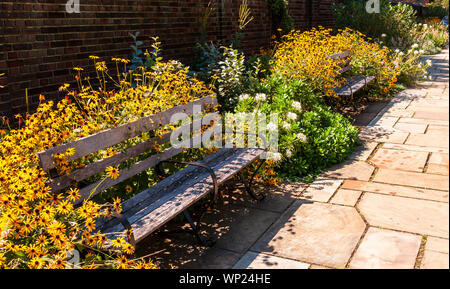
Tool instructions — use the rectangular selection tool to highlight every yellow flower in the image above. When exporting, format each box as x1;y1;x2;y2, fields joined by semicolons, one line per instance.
106;166;120;179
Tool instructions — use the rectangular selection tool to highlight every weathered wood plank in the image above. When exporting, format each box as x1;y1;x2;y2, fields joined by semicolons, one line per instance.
75;146;182;205
96;148;237;231
334;76;376;96
75;133;206;205
99;148;264;241
328;50;350;60
48;131;172;193
48;115;212;193
37;96;217;171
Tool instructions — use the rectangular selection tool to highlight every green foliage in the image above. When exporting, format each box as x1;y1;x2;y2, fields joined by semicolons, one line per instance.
279;105;359;180
334;0;417;44
269;0;294;36
236;76;359;180
193;44;246;112
426;1;449;17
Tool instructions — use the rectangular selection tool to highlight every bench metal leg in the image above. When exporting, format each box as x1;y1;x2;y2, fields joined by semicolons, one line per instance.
183;210;216;247
238;170;265;201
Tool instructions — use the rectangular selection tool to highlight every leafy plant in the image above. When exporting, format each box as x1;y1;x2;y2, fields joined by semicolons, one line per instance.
235;76;358;180
269;0;294;37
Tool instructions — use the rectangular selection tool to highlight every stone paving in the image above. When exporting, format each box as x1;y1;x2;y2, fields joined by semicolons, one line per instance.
137;48;449;269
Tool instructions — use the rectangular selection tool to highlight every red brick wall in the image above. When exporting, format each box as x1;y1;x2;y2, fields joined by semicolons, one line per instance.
0;0;336;119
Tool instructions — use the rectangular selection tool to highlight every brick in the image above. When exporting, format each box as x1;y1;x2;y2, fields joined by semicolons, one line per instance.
2;0;338;118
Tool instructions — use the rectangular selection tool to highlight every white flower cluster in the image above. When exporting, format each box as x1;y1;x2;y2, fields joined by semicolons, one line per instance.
292;101;302;111
296;133;307;143
282;121;291;130
238;93;268;103
287;112;298;121
239;93;250;101
255;93;267;102
267;122;278;132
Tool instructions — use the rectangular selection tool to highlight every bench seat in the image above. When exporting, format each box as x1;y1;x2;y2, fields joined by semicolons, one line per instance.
334;75;376;96
97;147;265;244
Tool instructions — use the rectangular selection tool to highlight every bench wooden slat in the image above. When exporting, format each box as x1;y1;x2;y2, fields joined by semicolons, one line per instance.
327;50;350;60
75;146;183;205
334;76;376;96
37;96;218;171
48;131;172;193
48;115;212;193
99;148;264;243
95;148;237;231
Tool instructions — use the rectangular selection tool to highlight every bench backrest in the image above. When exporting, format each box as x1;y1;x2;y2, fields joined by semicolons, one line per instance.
327;50;351;75
37;96;218;205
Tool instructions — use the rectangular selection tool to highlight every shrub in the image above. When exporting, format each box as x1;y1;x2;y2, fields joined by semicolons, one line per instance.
235;76;359;180
334;0;417;44
269;0;294;36
391;46;432;85
193;44;246;112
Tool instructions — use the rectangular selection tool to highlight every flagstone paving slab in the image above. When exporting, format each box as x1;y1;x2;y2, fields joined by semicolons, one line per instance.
320;160;375;181
382;143;449;154
371;148;428;172
349;142;378;161
429;153;449;166
406;133;449;148
398;118;449;126
198;204;281;255
413;111;449;121
373;168;449;191
359;127;410;144
251;202;366;268
427;164;449;175
349;227;421;269
420;250;449;269
368;116;399;128
183;247;243;269
393;122;428;134
232;252;310;269
426;125;449;136
425;237;449;254
341;180;449;203
330;189;362;207
358;193;449;238
300;178;343;202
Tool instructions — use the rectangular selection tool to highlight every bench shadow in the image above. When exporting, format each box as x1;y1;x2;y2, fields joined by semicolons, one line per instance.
135;179;313;269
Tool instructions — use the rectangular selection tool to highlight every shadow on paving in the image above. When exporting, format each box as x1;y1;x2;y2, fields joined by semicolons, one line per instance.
134;180;311;269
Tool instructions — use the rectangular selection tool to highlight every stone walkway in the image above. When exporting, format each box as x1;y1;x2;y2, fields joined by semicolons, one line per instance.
137;48;449;269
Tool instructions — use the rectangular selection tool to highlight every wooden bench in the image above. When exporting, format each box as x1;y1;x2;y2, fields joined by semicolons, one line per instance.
37;97;267;247
328;50;376;106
